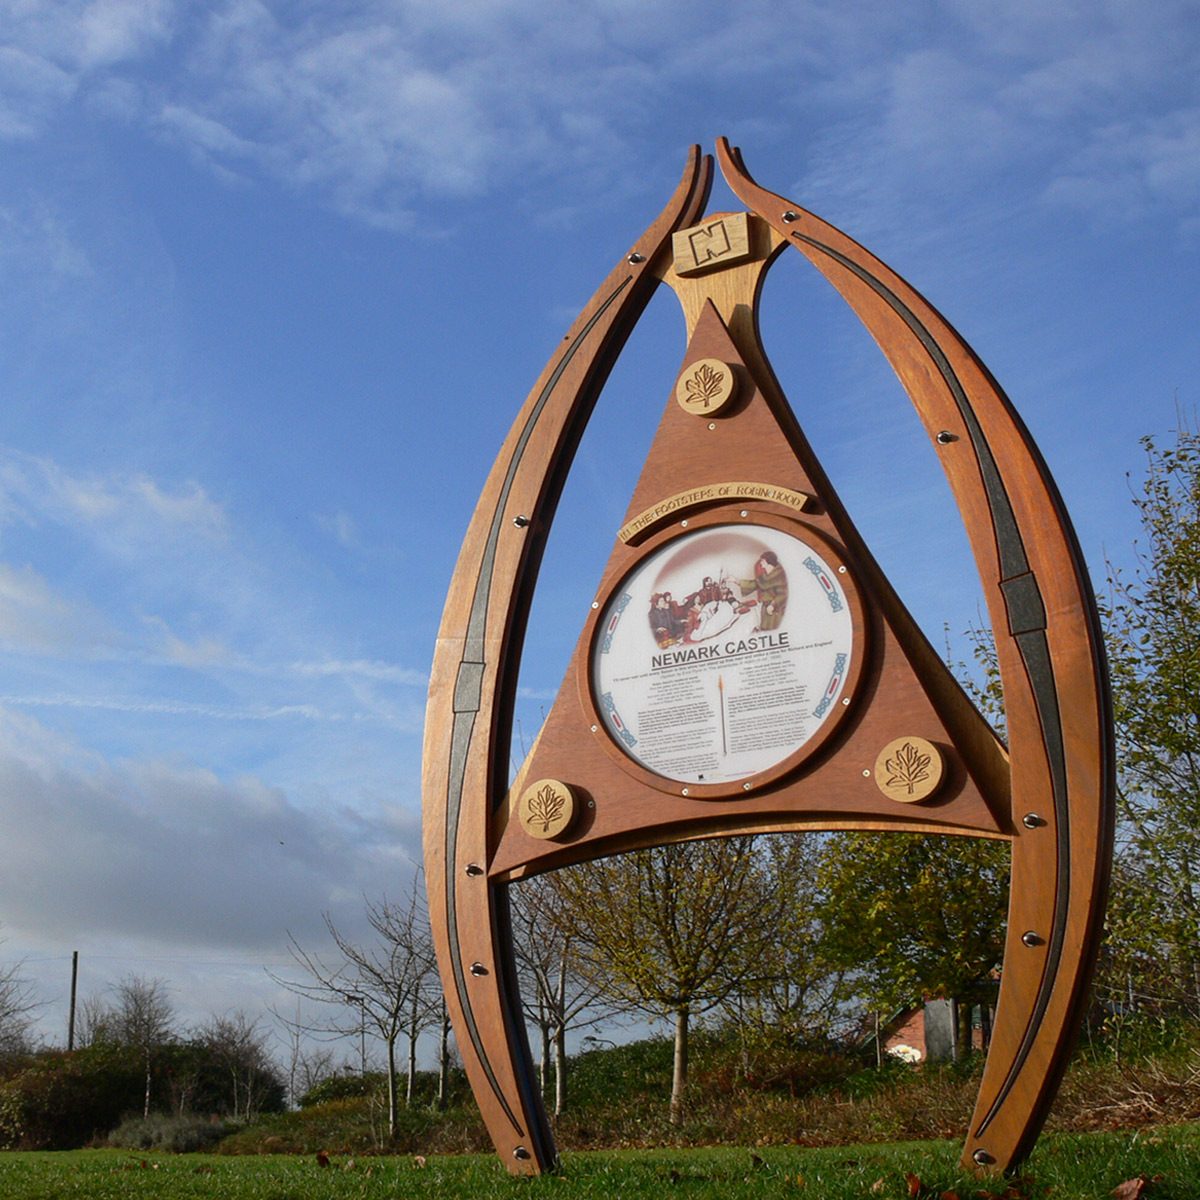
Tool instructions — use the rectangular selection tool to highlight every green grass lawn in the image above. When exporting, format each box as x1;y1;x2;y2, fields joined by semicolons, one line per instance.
1;1126;1197;1200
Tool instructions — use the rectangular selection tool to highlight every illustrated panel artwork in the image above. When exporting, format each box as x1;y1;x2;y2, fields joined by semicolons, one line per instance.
593;523;854;786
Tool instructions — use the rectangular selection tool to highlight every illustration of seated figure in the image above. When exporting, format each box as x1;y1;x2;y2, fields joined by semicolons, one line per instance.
648;592;686;647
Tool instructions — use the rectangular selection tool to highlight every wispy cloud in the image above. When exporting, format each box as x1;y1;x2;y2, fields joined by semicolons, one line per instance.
0;448;227;550
2;1;1197;233
0;562;112;655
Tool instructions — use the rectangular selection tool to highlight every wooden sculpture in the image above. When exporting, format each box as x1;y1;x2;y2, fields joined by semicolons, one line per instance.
422;141;1113;1177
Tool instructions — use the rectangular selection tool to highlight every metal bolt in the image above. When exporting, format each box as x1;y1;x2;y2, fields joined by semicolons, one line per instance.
1023;813;1045;829
681;787;689;796
1021;931;1043;948
742;782;751;791
862;769;871;777
590;724;598;732
972;1149;995;1166
470;962;488;976
681;519;688;527
708;422;716;430
587;800;595;808
628;253;645;264
513;1146;531;1160
592;601;599;609
842;697;851;705
782;211;798;223
936;430;957;445
740;510;748;517
512;514;530;528
465;863;484;877
838;565;846;574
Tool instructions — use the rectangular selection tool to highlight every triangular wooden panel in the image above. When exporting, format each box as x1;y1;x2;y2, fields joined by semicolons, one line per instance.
491;239;1010;881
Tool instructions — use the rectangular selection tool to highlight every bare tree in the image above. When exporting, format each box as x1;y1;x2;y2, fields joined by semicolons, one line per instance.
0;955;39;1057
510;875;614;1115
195;1011;280;1120
273;1002;338;1107
269;876;438;1137
110;975;176;1118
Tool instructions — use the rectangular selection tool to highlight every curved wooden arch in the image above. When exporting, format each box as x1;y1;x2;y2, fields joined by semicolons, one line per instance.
423;141;1113;1177
716;139;1113;1172
421;147;711;1173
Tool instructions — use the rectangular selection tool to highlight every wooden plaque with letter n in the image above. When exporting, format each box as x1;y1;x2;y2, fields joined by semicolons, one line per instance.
422;141;1113;1177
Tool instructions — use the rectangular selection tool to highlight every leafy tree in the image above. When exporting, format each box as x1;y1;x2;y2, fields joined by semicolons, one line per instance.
1102;418;1200;1016
548;837;783;1121
816;832;1009;1055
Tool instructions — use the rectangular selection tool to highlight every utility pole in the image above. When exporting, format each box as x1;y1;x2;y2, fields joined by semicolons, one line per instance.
67;951;78;1051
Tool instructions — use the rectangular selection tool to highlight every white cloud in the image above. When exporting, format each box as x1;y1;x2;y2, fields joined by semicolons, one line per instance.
314;509;360;550
288;658;426;686
0;704;414;950
0;448;228;551
0;562;111;654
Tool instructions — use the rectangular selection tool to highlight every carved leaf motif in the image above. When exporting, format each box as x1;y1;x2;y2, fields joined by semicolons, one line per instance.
528;784;565;832
684;363;724;407
885;742;932;794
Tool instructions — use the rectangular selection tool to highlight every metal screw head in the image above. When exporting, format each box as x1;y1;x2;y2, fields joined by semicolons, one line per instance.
465;863;484;877
512;514;530;528
681;787;689;796
627;253;645;264
708;422;716;430
740;510;748;517
842;697;851;705
1023;812;1045;829
513;1146;531;1160
591;601;599;609
742;782;751;790
470;962;488;976
862;769;871;777
972;1148;995;1166
782;211;798;223
681;519;688;527
936;430;957;444
1021;931;1043;948
838;565;846;574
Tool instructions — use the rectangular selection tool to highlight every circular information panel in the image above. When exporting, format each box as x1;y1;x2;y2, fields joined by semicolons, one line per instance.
591;524;854;787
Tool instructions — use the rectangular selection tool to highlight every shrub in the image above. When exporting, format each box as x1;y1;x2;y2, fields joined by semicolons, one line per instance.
0;1044;144;1150
107;1112;237;1152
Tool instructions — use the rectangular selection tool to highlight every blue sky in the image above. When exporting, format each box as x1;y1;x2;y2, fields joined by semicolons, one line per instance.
0;0;1197;1057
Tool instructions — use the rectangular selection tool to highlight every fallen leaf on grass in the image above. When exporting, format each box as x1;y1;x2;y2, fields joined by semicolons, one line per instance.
343;1157;356;1171
1112;1178;1154;1199
315;1150;330;1168
871;1180;885;1194
413;1156;427;1168
907;1174;925;1197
